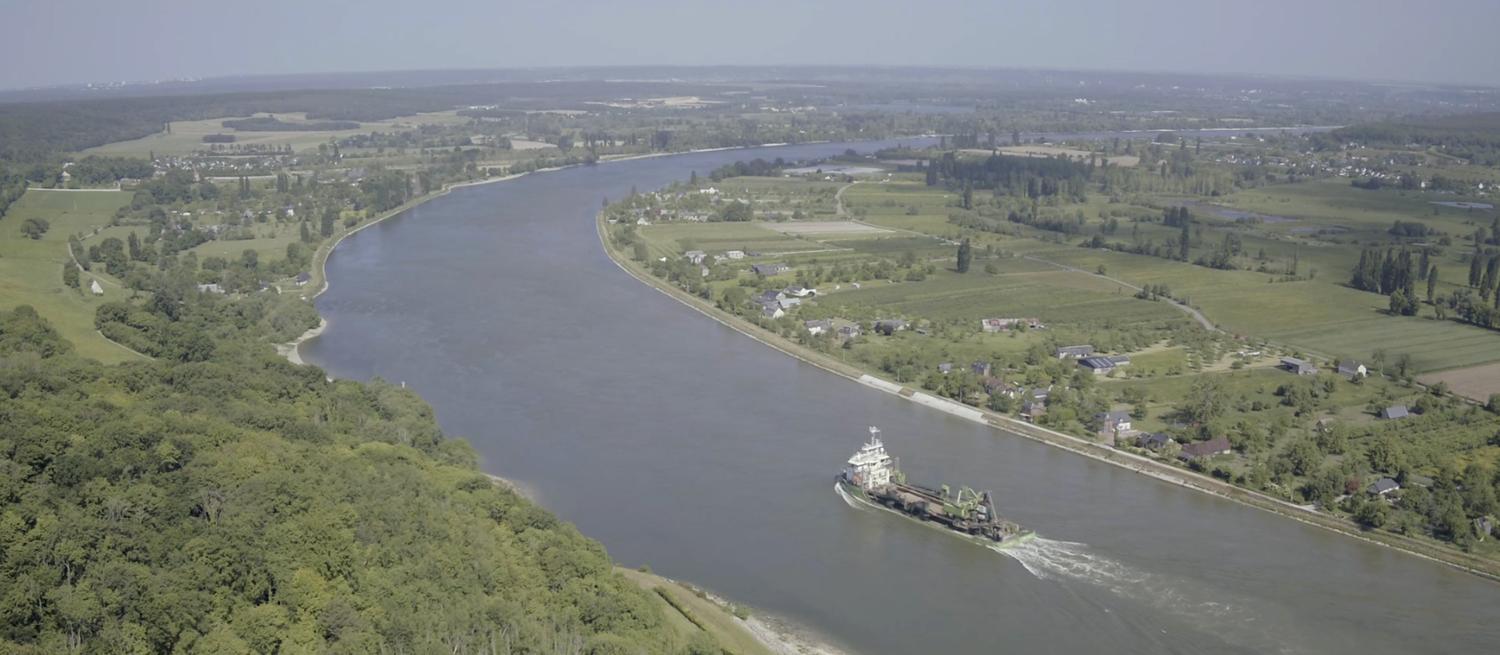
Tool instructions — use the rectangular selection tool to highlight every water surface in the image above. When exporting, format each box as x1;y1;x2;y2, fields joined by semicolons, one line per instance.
304;140;1498;654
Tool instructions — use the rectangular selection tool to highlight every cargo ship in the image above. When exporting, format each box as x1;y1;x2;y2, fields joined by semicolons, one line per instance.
838;427;1034;547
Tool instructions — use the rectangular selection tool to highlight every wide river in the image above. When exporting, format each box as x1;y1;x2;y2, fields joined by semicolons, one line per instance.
303;140;1498;654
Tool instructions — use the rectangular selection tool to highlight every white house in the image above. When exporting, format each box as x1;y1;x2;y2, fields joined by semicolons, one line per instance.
89;279;104;296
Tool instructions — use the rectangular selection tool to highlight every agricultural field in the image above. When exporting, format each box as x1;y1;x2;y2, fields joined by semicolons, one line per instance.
84;111;474;158
0;189;141;362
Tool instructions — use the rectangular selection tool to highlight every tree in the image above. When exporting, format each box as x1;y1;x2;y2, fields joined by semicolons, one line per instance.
1180;377;1228;425
1354;497;1388;528
1178;217;1191;260
956;238;972;273
19;216;49;239
63;262;80;288
1427;265;1439;303
320;208;337;238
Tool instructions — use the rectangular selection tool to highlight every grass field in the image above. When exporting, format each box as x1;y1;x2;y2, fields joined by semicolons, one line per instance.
615;568;773;655
1418;362;1500;402
0;190;142;362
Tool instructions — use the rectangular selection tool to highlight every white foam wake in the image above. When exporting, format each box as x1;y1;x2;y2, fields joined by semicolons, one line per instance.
993;538;1305;653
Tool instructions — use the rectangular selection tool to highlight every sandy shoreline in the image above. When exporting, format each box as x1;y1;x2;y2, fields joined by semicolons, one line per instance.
594;209;1500;584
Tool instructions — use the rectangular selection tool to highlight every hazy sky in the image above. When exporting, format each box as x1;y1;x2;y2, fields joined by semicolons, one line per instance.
4;0;1498;89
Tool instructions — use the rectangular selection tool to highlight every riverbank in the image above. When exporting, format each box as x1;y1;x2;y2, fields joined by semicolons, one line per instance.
616;567;849;655
595;211;1500;583
281;141;843;362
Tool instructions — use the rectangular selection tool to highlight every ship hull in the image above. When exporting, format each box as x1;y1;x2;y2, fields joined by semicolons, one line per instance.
837;479;1035;549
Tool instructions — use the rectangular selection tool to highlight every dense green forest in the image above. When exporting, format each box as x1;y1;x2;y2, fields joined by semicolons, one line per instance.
0;301;707;653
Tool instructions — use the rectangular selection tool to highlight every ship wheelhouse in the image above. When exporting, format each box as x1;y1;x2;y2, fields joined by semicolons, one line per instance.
842;427;894;490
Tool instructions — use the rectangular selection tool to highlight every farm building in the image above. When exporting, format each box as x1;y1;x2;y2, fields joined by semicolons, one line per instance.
1337;361;1368;379
1078;357;1117;375
1055;345;1095;359
1280;357;1318;375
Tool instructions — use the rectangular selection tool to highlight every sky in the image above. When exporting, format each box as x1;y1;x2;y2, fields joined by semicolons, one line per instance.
3;0;1498;90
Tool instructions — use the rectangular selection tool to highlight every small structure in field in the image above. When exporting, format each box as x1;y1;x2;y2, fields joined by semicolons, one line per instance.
1378;405;1409;420
1280;357;1318;376
804;319;832;336
1337;361;1368;380
1179;437;1232;461
1367;477;1400;496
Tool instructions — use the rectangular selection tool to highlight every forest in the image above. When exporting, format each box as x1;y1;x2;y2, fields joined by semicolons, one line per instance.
0;297;703;653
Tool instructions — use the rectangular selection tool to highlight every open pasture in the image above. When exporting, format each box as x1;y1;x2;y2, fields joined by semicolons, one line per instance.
0;189;138;362
763;221;891;235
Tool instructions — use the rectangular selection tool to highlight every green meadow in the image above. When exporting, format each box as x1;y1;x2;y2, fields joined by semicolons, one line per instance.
0;189;141;362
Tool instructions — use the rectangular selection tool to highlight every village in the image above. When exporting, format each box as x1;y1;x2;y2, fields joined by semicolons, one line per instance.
604;143;1500;554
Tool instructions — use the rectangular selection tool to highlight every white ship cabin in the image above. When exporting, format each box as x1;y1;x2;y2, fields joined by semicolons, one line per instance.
844;428;895;490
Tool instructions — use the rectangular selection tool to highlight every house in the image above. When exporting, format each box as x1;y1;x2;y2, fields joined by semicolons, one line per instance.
89;279;104;296
783;285;816;298
1020;400;1046;422
983;377;1015;395
1178;436;1232;461
683;250;707;265
1280;357;1318;375
1028;387;1051;402
1095;410;1133;433
751;263;790;276
1107;355;1131;367
970;361;992;377
1379;405;1409;420
196;283;225;294
1337;361;1368;379
873;319;908;336
776;297;802;310
804;319;832;335
724;250;746;260
1078;357;1117;375
294;272;311;287
757;289;787;304
937;362;953;374
1367;477;1400;496
1055;345;1095;359
761;304;785;319
1137;432;1174;451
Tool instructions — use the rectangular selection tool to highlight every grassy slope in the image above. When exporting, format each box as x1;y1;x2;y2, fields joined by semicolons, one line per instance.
0;189;140;362
616;568;775;655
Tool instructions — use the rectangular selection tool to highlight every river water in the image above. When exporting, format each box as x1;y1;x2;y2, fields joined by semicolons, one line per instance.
302;140;1498;654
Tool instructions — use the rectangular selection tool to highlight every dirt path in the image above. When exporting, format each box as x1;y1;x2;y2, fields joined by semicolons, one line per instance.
834;181;857;217
1023;255;1220;332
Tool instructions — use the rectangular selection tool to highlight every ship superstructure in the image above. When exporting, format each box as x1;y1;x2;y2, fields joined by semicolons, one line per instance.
838;427;1032;546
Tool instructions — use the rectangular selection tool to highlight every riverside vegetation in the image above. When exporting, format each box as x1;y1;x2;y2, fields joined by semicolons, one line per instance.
6;70;1500;650
603;121;1500;574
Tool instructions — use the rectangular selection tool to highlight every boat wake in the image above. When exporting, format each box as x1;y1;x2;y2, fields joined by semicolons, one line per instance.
834;482;864;509
993;538;1301;653
994;537;1235;616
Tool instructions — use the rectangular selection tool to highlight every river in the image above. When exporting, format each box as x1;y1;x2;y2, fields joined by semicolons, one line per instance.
301;140;1498;654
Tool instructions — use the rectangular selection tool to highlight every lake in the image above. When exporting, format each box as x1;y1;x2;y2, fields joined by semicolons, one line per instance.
302;139;1499;654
